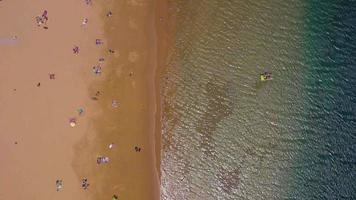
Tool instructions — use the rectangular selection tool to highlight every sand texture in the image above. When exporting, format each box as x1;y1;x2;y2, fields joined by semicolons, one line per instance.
0;0;164;199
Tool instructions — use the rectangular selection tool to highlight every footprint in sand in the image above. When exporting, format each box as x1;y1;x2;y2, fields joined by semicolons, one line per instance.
110;49;120;58
128;51;139;63
115;66;123;77
131;80;136;88
128;0;146;6
129;18;138;29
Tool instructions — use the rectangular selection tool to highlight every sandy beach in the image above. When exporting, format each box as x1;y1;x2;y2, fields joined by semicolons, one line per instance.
0;0;164;199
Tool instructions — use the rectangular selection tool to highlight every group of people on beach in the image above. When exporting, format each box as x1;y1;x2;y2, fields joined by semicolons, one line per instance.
55;179;89;191
35;10;48;29
34;1;144;199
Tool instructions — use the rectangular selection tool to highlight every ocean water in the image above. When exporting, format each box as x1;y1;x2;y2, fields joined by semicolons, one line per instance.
161;0;356;199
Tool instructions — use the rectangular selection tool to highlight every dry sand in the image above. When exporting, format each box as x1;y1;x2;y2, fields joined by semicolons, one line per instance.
0;0;166;199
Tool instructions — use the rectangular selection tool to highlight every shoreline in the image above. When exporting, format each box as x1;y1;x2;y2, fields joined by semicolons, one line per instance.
155;0;169;183
155;0;178;183
73;0;171;199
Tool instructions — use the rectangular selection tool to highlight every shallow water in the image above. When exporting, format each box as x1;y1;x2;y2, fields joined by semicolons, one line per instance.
161;1;356;199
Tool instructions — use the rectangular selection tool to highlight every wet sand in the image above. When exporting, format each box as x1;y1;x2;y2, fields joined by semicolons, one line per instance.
155;0;178;180
0;0;166;199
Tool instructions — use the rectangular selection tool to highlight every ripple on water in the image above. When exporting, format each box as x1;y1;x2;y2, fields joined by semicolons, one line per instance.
162;0;356;199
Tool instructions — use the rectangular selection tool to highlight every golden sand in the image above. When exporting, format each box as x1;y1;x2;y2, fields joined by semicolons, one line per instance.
0;0;169;199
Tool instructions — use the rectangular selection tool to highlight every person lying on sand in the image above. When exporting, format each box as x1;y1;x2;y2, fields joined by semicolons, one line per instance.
73;46;79;54
56;179;63;191
112;100;119;108
82;18;88;26
134;146;141;152
35;10;49;29
35;16;48;29
35;16;44;26
95;39;103;45
49;73;55;79
92;65;102;75
97;156;110;164
81;178;89;190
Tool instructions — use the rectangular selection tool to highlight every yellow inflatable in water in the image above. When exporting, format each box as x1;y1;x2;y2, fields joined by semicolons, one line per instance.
260;74;267;81
260;72;272;81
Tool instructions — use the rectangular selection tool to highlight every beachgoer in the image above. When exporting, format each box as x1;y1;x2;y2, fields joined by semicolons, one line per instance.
99;57;105;62
56;179;63;191
73;46;79;54
49;73;55;79
42;10;48;22
97;156;109;164
95;39;103;45
77;108;84;116
81;178;89;190
85;0;92;5
93;65;102;75
40;10;48;29
134;146;141;152
35;16;44;26
112;195;118;200
112;100;119;108
69;118;77;127
37;82;41;87
106;11;112;17
82;18;88;26
108;143;114;149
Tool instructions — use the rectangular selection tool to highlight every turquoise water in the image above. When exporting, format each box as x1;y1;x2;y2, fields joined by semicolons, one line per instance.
161;1;356;199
